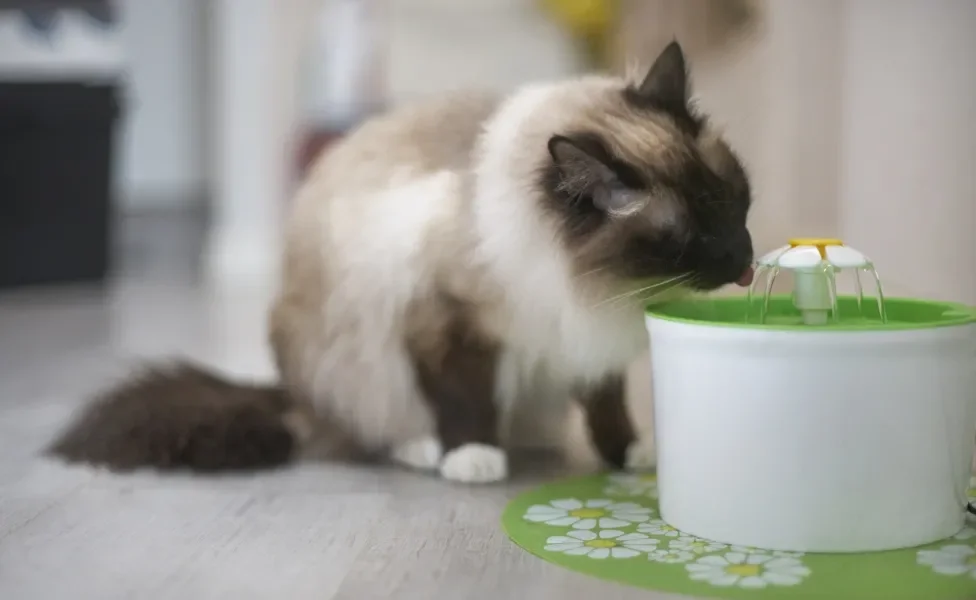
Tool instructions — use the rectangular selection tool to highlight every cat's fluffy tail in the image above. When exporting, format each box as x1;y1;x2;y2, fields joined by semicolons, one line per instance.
47;362;317;472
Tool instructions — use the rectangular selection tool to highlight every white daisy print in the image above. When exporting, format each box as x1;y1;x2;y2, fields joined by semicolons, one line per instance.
544;529;659;559
638;519;681;538
523;498;653;530
649;548;696;564
917;544;976;578
603;473;659;499
670;535;728;555
686;552;811;589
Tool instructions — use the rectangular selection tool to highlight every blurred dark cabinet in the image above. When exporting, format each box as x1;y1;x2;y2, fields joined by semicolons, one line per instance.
0;81;121;289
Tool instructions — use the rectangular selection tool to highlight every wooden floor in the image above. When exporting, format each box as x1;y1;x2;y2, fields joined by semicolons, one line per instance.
0;213;688;600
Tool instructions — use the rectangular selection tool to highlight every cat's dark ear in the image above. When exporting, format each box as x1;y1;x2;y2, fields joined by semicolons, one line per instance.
547;135;645;215
548;135;617;187
636;40;689;108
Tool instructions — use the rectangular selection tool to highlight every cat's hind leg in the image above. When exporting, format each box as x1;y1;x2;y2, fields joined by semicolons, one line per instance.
270;289;437;463
406;303;507;484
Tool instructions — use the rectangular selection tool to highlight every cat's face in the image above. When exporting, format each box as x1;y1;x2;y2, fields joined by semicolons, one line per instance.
540;42;754;295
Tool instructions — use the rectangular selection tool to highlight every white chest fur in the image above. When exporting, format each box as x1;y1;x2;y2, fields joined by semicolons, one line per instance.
488;284;648;448
471;81;649;390
498;276;649;386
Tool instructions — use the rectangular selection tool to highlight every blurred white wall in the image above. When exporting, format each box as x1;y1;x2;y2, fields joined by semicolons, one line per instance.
117;0;208;210
689;0;974;302
386;0;578;104
839;0;976;304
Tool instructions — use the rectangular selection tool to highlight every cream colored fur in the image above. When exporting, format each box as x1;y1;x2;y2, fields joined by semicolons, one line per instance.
269;78;684;482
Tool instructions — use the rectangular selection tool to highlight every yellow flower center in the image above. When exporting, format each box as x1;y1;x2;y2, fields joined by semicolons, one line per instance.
569;508;606;519
585;539;617;549
725;564;762;578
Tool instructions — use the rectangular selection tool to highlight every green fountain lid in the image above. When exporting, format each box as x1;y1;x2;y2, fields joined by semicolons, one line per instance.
646;295;976;332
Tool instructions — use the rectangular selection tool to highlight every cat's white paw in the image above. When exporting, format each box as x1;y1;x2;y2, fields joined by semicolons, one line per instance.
391;436;443;471
625;438;657;472
440;443;508;483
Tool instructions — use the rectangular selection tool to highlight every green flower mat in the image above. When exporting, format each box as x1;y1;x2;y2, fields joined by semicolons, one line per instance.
502;473;976;599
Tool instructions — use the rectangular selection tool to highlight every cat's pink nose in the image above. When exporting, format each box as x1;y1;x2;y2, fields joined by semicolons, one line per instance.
735;266;755;287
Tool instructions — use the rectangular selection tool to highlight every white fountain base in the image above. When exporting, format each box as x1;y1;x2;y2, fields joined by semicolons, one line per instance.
645;315;976;553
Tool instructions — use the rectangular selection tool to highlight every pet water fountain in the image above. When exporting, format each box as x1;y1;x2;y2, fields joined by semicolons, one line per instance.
645;238;976;553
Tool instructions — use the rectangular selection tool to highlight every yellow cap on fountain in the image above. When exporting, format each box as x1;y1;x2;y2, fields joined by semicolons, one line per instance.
788;238;843;259
760;239;868;270
788;238;843;246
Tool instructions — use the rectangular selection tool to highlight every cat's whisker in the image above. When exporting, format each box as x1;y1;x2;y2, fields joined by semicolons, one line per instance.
606;281;693;315
594;273;692;309
577;266;609;279
593;287;650;310
639;273;696;305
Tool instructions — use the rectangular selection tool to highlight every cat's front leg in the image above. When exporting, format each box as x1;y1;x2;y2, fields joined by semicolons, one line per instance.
409;319;507;484
578;374;655;471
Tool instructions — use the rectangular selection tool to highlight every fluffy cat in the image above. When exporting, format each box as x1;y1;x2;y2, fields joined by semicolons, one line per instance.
49;42;755;483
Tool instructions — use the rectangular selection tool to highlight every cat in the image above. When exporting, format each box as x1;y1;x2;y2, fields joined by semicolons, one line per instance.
49;42;755;483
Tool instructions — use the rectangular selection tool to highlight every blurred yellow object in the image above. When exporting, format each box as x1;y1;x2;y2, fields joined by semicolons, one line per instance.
540;0;617;68
541;0;613;37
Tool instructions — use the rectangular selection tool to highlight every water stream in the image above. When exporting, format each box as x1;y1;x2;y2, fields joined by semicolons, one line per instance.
746;264;766;322
825;264;840;323
745;262;889;325
853;268;864;314
864;265;889;323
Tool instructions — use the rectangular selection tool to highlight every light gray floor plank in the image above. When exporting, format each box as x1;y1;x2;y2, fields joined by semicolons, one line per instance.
1;484;387;599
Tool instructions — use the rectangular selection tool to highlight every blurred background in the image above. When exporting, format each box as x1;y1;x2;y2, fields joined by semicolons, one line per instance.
1;0;973;298
0;0;973;377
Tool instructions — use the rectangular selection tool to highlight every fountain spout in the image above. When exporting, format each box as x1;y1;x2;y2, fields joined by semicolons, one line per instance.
795;269;832;325
755;238;885;325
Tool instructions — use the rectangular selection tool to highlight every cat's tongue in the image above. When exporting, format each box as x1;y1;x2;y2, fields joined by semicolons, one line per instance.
736;266;755;287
